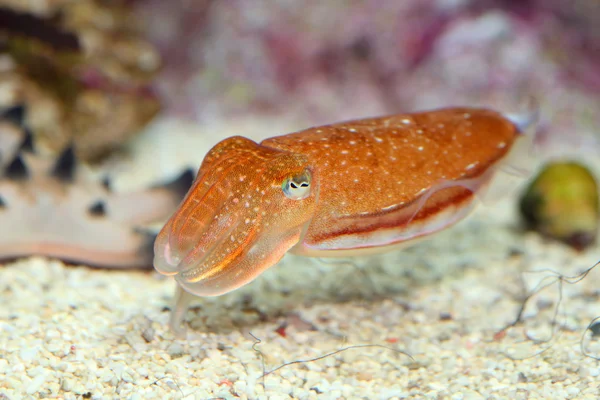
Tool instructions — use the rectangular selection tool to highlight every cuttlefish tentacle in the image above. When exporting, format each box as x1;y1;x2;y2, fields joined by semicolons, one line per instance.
154;107;537;335
156;138;260;274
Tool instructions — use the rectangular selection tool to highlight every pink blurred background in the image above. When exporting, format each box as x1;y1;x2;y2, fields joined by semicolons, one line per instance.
132;0;599;156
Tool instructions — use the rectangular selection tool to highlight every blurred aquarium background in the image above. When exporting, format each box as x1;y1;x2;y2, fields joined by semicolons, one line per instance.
1;0;599;170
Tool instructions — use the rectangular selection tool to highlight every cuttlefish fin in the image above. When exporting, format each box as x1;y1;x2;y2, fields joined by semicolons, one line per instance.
479;98;542;205
402;173;492;238
401;157;525;237
501;97;541;176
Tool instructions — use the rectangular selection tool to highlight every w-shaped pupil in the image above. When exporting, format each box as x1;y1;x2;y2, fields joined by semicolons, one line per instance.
290;181;309;189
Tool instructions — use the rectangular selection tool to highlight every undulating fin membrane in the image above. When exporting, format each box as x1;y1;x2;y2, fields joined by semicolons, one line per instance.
501;97;542;176
505;102;539;135
470;101;543;206
50;145;76;182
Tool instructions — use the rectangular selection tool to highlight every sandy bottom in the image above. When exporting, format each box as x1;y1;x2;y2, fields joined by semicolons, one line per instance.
1;120;600;399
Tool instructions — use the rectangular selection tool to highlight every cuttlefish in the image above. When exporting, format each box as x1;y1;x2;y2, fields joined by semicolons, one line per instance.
154;106;538;335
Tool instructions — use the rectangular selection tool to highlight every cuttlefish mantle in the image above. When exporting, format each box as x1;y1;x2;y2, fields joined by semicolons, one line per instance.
154;106;539;335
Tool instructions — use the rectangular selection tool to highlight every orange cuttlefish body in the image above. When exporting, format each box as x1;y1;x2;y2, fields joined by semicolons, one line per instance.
154;107;537;335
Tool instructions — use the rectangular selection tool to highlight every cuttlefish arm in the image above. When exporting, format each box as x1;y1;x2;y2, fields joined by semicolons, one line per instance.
154;106;538;334
154;137;317;292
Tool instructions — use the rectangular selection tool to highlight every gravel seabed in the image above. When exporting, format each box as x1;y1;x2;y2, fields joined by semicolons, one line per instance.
1;119;600;399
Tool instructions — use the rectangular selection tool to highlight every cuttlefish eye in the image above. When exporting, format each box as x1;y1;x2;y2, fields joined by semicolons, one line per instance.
282;169;311;200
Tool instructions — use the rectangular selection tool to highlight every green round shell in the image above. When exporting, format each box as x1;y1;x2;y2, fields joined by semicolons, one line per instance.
519;162;599;250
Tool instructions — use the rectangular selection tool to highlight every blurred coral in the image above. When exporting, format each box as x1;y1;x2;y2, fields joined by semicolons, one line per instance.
0;1;161;161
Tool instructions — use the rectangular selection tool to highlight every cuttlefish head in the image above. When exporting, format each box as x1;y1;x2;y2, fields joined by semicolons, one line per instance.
153;136;316;296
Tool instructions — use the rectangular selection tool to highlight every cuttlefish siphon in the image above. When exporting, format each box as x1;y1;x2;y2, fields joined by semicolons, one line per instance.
154;106;538;335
